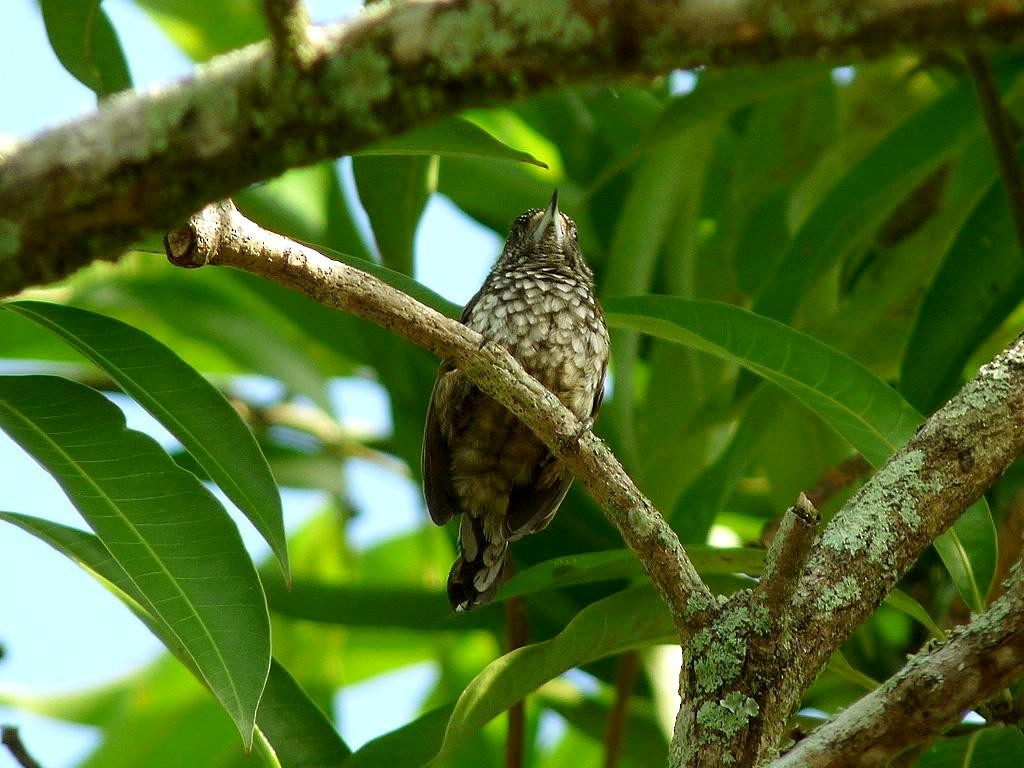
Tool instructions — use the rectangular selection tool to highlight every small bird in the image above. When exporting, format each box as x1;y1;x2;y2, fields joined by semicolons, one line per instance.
422;191;610;611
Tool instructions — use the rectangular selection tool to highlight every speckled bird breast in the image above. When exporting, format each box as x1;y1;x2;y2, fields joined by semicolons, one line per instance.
465;266;609;421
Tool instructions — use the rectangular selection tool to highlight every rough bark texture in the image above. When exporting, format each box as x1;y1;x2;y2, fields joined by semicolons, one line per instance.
3;0;1024;295
773;562;1024;768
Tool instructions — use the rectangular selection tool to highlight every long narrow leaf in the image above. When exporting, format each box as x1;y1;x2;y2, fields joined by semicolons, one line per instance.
343;586;673;767
0;376;270;744
606;296;997;609
0;511;349;765
357;117;548;168
4;300;289;580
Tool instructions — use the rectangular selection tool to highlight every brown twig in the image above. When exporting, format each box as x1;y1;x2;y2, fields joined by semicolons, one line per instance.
803;455;871;511
6;1;1024;296
504;563;528;768
1;727;42;768
603;651;641;768
966;49;1024;256
261;0;313;70
759;493;819;626
165;199;713;637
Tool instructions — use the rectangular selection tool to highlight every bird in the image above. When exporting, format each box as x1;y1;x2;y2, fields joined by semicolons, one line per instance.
422;191;610;612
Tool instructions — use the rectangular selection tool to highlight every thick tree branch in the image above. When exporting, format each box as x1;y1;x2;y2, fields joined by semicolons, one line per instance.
3;0;1024;296
164;200;712;636
771;561;1024;768
788;336;1024;682
673;333;1024;765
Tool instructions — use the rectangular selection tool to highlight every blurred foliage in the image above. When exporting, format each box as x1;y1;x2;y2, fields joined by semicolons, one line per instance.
3;2;1024;766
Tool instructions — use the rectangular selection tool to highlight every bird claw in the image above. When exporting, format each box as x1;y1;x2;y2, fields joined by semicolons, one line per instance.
574;417;594;441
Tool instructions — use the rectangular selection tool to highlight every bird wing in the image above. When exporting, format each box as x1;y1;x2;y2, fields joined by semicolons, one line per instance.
504;458;573;539
421;363;462;526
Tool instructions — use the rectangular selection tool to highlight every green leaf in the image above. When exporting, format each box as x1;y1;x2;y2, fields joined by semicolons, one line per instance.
601;132;713;469
258;662;353;767
134;0;266;60
670;386;783;539
0;512;349;765
4;300;289;580
343;586;673;767
589;61;830;193
265;579;499;632
918;727;1024;767
901;159;1024;413
438;586;672;759
883;588;945;640
606;296;997;609
0;377;270;745
538;684;668;768
40;0;132;96
753;69;1015;325
353;155;437;275
357;118;548;168
500;546;765;600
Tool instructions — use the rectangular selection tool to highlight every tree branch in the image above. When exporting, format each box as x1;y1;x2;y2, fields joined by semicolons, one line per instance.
3;0;1024;296
770;561;1024;768
1;726;42;768
758;493;819;627
674;333;1024;765
966;49;1024;256
164;199;712;636
261;0;313;70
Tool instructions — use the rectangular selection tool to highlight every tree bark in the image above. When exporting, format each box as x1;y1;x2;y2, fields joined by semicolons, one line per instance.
3;0;1024;296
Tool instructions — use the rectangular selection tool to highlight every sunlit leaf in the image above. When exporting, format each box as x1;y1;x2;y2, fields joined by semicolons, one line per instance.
357;117;548;168
4;300;289;580
0;512;350;765
0;378;270;744
40;0;131;96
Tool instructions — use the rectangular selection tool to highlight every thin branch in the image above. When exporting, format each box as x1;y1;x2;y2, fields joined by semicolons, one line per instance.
504;563;528;768
966;49;1024;255
603;650;640;768
261;0;313;70
4;0;1024;296
803;455;870;511
1;726;42;768
164;200;713;636
770;561;1024;768
758;493;819;626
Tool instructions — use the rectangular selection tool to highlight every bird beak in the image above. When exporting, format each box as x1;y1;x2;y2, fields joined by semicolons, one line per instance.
533;190;564;246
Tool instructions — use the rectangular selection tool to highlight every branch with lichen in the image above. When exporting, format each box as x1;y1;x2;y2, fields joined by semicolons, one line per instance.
673;332;1024;766
770;560;1024;768
3;0;1024;296
164;199;714;636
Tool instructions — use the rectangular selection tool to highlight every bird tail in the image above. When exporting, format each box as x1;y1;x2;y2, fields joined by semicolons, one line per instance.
447;513;507;612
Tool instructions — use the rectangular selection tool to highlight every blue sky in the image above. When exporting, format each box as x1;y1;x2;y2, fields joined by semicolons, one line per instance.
0;1;504;764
